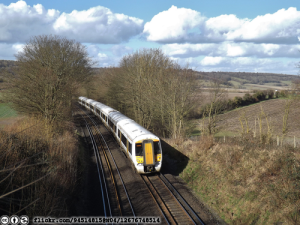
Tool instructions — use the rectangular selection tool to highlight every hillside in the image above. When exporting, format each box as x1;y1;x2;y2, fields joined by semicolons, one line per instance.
195;71;299;90
0;60;17;90
212;98;300;138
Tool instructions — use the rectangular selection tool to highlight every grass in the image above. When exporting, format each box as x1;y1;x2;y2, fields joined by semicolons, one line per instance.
210;98;300;139
214;130;238;137
165;135;300;224
228;80;240;87
0;116;80;217
0;103;18;118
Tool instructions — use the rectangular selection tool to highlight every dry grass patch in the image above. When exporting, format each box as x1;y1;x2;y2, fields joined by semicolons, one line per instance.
166;135;300;224
0;117;80;217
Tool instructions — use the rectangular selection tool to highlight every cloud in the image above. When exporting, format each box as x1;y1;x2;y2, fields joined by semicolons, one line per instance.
171;56;298;74
0;1;143;44
0;1;59;42
0;43;24;59
145;6;300;44
53;7;143;43
143;5;206;43
162;42;300;58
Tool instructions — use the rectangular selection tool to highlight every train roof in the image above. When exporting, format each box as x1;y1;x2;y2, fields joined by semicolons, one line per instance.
109;111;132;124
86;99;98;105
91;101;103;107
95;103;117;115
79;96;88;101
118;119;158;142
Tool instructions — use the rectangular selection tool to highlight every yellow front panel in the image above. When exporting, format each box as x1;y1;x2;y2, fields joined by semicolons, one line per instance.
155;154;162;162
145;143;154;165
136;156;143;164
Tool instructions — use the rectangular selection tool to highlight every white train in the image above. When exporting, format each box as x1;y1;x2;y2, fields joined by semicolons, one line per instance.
79;97;162;174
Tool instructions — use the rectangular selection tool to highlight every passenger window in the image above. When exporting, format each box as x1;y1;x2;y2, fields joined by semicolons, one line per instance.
121;133;127;146
129;142;132;154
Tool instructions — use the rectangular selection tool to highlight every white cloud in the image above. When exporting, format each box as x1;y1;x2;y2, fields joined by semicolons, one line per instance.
201;56;224;66
0;43;24;59
0;1;59;42
0;1;143;44
171;56;298;74
53;6;143;43
145;6;300;44
224;7;300;43
143;5;206;42
162;42;300;58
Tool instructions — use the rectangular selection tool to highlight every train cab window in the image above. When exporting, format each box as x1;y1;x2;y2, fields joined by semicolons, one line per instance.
118;130;121;138
113;125;116;133
135;143;143;156
154;141;162;154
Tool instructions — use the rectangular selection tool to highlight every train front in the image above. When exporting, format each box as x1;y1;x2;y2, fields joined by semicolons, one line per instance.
134;138;162;174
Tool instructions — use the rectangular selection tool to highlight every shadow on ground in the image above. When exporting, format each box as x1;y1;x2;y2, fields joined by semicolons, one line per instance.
160;139;189;176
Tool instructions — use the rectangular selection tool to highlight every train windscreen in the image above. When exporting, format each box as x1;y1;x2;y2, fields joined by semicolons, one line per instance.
136;144;143;156
154;141;161;154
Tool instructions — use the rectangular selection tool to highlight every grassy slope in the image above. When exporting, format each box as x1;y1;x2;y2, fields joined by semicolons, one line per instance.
165;133;300;224
213;98;300;138
182;98;300;224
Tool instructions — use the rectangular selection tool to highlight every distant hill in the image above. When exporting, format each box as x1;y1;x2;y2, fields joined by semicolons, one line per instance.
0;60;17;68
0;60;18;88
194;71;299;89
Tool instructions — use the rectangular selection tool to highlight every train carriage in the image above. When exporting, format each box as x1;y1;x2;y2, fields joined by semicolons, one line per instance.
79;97;162;174
79;96;88;106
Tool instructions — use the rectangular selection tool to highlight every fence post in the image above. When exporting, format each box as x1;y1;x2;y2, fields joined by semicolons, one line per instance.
294;136;296;148
254;118;256;138
277;135;279;146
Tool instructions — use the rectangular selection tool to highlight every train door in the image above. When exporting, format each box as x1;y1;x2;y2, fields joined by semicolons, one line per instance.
143;140;155;167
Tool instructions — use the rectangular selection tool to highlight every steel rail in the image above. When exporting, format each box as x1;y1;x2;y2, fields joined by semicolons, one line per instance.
160;174;205;225
89;117;122;216
78;105;136;219
140;175;171;225
84;124;107;217
88;121;113;217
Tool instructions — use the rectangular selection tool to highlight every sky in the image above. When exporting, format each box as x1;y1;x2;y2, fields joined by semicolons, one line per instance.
0;0;300;75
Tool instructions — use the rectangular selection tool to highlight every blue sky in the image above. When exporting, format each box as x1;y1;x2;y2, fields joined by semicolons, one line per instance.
0;0;300;74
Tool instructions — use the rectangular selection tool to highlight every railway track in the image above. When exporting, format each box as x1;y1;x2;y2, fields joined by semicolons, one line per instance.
76;104;206;224
77;106;135;218
141;174;205;225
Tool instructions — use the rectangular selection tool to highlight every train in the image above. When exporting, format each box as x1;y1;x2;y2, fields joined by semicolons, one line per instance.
79;97;162;174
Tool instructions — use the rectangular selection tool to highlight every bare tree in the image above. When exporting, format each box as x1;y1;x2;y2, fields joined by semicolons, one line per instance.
4;35;93;131
105;48;197;138
201;79;228;135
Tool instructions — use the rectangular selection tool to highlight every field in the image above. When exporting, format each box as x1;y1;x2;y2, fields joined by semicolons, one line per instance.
0;103;19;128
173;98;300;224
210;98;300;138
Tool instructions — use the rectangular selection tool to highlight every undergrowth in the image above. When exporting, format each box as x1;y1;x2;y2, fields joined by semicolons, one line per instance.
0;117;81;217
166;135;300;224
